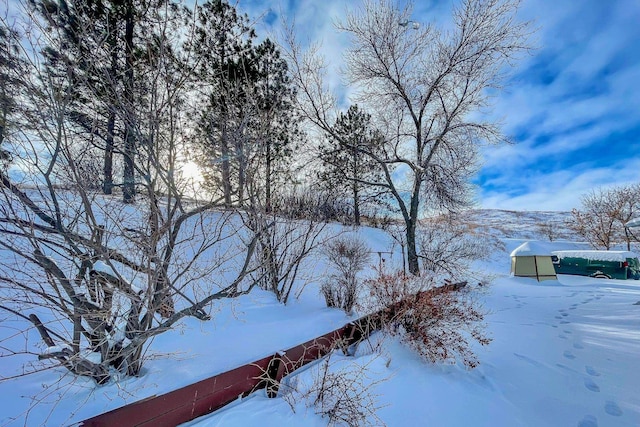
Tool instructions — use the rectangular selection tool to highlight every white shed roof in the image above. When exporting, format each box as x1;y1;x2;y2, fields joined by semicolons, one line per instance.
510;241;554;257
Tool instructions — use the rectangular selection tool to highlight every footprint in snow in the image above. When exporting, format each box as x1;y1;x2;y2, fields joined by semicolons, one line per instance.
573;342;584;350
584;378;600;392
555;315;563;320
585;366;600;377
561;312;569;317
560;320;571;324
569;306;577;310
558;334;568;340
513;353;543;367
577;415;598;427
556;363;578;374
563;350;576;360
604;401;622;416
564;330;572;334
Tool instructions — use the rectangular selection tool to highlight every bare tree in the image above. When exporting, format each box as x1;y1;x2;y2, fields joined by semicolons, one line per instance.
571;184;640;250
243;202;328;304
283;0;531;275
0;4;262;388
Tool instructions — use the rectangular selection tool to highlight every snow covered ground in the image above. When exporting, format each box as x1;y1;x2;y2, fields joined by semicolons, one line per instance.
186;238;640;427
1;216;639;426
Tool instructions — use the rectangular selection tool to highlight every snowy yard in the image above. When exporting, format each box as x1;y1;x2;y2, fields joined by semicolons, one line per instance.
188;260;640;427
1;236;639;427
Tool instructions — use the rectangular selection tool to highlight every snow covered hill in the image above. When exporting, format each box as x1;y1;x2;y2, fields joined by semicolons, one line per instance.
188;236;640;427
458;209;579;241
1;208;639;427
190;271;640;427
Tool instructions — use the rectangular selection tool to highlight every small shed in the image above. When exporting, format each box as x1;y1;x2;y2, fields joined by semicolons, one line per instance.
510;241;557;282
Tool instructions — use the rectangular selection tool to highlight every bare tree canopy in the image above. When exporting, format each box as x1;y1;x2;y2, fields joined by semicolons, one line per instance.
284;0;532;274
0;0;268;385
571;184;640;250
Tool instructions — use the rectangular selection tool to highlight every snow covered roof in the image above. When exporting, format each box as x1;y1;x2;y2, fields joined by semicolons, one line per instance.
510;241;555;257
551;250;639;262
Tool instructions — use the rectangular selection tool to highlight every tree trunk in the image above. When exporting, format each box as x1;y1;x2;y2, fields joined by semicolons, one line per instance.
122;0;135;203
103;112;115;194
221;136;232;207
353;180;360;226
237;143;245;205
406;219;419;275
125;343;144;376
352;143;360;226
103;13;118;195
265;139;272;212
406;176;423;275
624;227;631;251
0;85;7;146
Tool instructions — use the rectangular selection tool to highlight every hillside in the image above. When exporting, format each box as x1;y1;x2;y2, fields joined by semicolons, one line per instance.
1;206;638;427
459;209;579;241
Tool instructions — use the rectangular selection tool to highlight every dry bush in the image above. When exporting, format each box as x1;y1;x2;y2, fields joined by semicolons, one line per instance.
244;208;327;304
536;221;556;242
418;215;501;285
321;235;371;313
363;268;491;369
272;187;353;223
282;351;387;427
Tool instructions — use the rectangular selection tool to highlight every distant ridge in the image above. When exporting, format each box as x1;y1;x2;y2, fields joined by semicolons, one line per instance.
456;209;579;241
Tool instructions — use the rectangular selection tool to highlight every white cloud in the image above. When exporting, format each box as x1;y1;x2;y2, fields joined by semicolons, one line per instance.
236;0;640;212
481;157;640;211
477;0;640;211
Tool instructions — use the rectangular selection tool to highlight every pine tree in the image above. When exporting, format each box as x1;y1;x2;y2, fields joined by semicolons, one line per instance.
191;0;257;207
32;0;126;193
318;105;386;225
0;24;24;163
251;38;299;212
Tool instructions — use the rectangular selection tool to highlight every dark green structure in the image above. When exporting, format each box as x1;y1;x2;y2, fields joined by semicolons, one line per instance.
551;251;640;280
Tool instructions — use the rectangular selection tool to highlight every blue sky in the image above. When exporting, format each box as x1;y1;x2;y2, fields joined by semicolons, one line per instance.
478;0;640;211
5;0;638;211
238;0;640;212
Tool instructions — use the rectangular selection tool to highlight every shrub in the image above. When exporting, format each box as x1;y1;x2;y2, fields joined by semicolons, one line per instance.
363;268;491;369
272;187;353;223
321;236;370;313
282;351;387;427
417;216;501;284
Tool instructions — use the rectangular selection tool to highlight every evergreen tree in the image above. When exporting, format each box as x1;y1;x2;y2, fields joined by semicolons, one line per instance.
318;105;386;225
191;0;257;207
251;38;299;212
0;24;24;163
32;0;126;193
